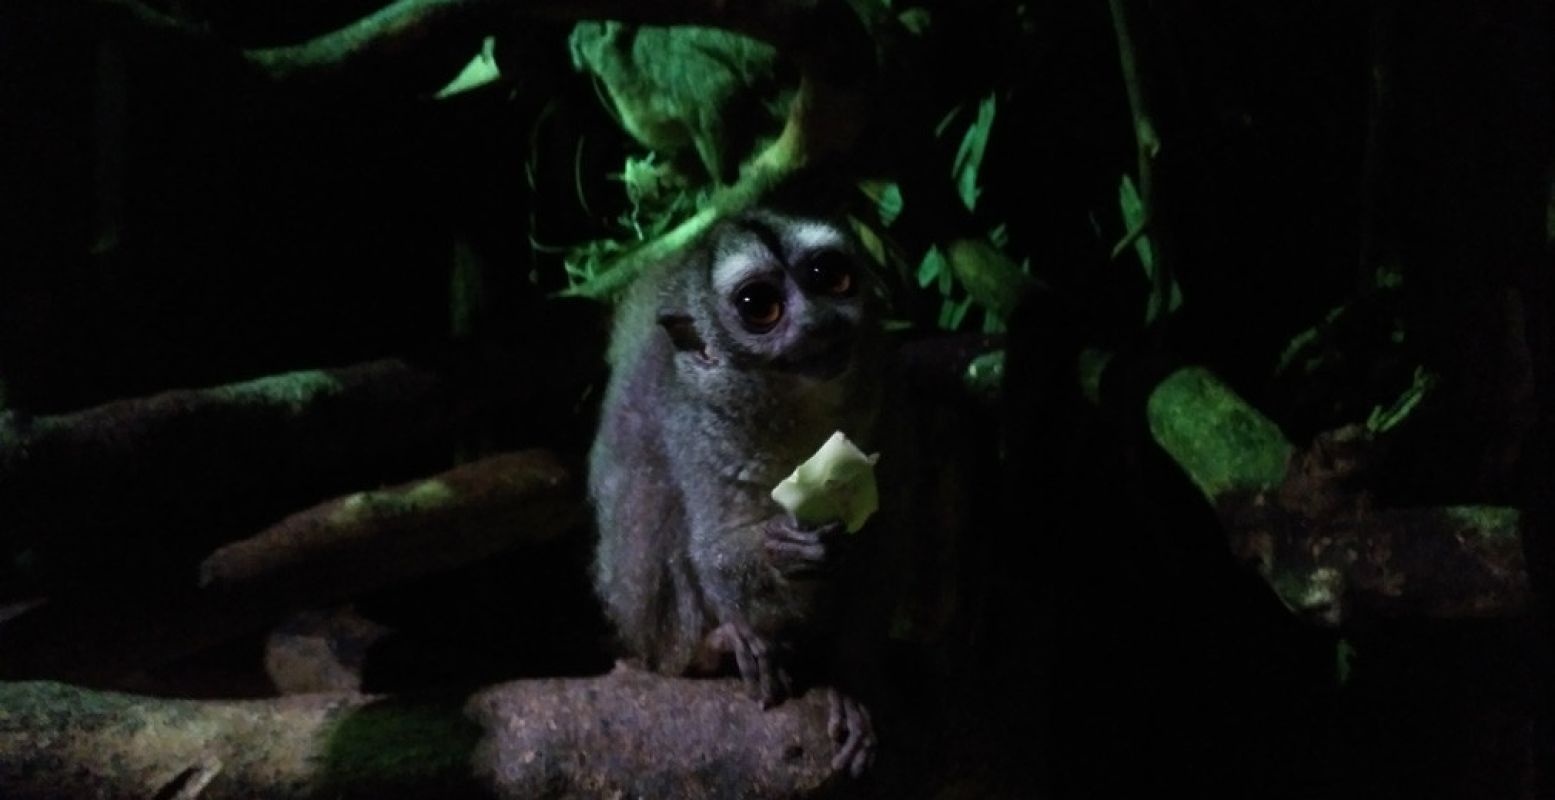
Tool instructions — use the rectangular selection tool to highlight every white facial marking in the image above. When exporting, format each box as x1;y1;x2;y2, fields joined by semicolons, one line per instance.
783;222;846;257
712;247;770;297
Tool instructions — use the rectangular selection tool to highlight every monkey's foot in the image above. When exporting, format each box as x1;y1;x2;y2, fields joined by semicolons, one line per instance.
763;519;847;578
705;620;791;708
827;688;876;778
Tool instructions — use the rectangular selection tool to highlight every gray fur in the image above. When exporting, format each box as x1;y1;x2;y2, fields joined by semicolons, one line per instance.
588;209;887;677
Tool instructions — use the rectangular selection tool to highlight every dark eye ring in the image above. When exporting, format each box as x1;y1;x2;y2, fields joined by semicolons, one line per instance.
734;281;784;331
804;251;855;296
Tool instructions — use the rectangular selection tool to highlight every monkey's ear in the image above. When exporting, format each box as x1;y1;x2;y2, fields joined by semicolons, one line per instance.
657;312;707;353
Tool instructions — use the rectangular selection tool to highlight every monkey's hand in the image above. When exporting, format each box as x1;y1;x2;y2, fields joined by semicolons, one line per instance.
763;517;849;578
705;619;792;708
827;688;876;778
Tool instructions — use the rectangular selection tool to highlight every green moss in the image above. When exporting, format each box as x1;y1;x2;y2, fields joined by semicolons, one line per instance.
0;681;141;732
317;697;482;796
1146;367;1292;499
210;369;344;413
1444;506;1520;539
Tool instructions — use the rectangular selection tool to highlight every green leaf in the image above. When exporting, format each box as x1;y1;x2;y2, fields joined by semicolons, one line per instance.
988;222;1010;249
939;294;974;330
435;37;501;99
916;245;947;289
1366;366;1438;434
934;105;964;139
1119;174;1182;324
860;180;905;227
952;93;997;213
1336;638;1356;687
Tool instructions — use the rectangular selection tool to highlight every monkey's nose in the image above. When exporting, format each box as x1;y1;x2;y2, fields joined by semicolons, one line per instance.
786;324;855;378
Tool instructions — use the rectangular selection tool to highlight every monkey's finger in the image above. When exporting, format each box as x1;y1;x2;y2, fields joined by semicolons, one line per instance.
768;520;845;542
827;690;846;742
776;665;794;701
728;628;761;702
764;539;828;576
828;691;876;778
748;634;782;708
765;525;821;545
804;520;848;540
725;622;782;707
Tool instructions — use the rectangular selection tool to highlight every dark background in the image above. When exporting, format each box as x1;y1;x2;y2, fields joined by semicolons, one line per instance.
2;1;1551;797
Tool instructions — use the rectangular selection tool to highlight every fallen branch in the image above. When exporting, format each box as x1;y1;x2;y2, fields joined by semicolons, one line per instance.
0;451;582;683
0;301;607;592
200;451;578;593
1110;362;1531;625
1;359;445;573
0;668;841;799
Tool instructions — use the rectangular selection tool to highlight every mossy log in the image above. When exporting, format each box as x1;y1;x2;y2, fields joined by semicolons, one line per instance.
0;451;582;684
0;301;607;594
0;668;842;800
1142;366;1530;625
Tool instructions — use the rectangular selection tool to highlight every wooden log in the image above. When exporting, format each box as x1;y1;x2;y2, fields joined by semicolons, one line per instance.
0;451;582;683
1141;365;1532;625
0;668;841;799
0;299;608;595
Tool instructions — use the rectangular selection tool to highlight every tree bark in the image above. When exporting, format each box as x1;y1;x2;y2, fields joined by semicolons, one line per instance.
1134;364;1531;625
0;668;842;799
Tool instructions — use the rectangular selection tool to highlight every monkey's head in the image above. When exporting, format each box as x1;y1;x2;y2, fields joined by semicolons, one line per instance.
657;211;880;385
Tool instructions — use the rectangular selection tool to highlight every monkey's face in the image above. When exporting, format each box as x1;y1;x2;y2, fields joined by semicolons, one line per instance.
657;212;879;386
703;214;875;381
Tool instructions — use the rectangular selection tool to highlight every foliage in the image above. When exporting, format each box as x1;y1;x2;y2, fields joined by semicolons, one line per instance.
546;11;1059;334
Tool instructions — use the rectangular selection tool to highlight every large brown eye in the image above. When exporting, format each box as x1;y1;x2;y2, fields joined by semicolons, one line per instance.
803;251;854;296
734;281;784;331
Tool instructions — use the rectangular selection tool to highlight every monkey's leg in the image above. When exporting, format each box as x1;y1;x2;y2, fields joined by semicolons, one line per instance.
700;618;792;707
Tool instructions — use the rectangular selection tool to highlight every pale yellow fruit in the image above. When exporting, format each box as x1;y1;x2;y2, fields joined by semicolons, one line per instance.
770;431;880;534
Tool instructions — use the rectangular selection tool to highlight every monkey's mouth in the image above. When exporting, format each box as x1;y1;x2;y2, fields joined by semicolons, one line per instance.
780;337;854;380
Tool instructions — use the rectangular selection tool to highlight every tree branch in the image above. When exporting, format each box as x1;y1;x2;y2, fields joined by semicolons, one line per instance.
88;0;861;86
199;451;579;593
0;301;607;594
1106;0;1161;225
1106;0;1174;333
0;451;582;684
0;669;842;799
1106;361;1532;625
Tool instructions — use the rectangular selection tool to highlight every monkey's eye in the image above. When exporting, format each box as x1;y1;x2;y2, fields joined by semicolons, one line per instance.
734;281;785;331
802;251;854;296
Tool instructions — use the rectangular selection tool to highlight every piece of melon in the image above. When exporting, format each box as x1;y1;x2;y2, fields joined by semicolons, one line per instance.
770;431;880;534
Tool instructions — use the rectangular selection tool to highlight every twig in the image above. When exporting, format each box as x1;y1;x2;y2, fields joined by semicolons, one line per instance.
88;0;863;86
1106;0;1172;329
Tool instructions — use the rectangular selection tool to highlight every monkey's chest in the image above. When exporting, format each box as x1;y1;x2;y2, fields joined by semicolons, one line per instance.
694;385;876;508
